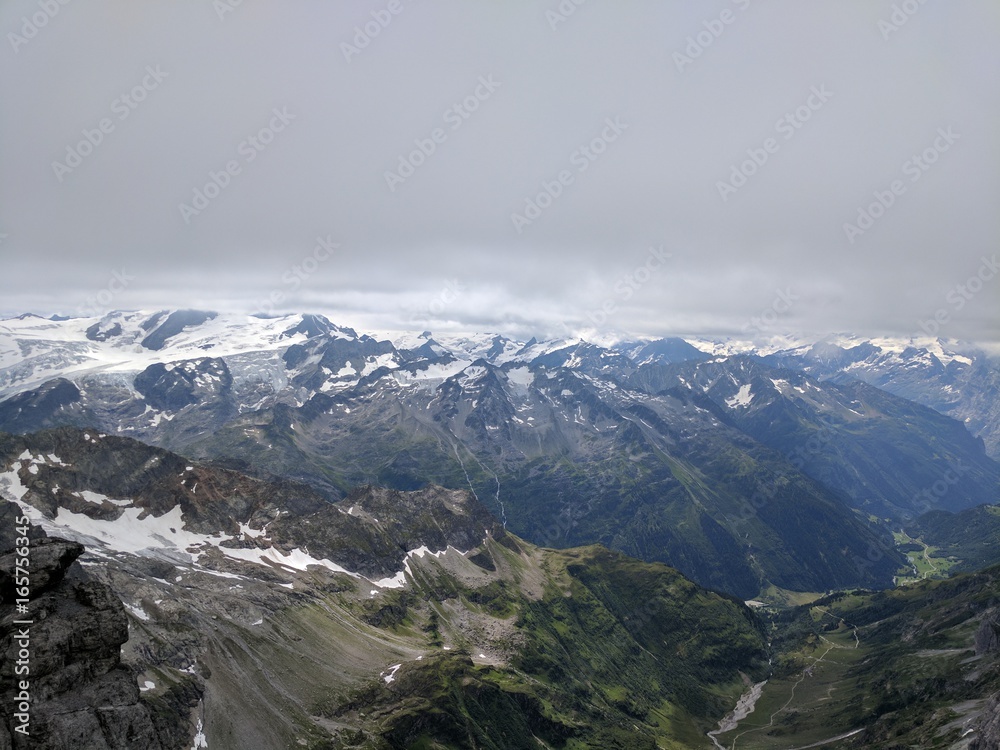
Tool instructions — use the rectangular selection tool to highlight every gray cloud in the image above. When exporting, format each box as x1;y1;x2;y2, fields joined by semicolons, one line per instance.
1;1;998;344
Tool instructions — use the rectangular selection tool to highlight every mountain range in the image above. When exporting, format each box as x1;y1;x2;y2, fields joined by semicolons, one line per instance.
2;310;1000;748
1;311;997;599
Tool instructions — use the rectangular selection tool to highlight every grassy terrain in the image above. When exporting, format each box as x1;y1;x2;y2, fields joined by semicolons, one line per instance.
891;529;959;585
905;504;1000;574
715;623;865;749
704;564;1000;749
117;533;770;750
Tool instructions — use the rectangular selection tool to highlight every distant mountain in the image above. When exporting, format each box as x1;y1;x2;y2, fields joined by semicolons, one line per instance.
625;355;1000;519
2;312;999;598
766;335;1000;459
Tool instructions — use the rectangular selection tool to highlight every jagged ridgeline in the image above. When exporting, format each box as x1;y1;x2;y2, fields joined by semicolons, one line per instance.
3;313;999;601
1;427;768;749
3;313;1000;748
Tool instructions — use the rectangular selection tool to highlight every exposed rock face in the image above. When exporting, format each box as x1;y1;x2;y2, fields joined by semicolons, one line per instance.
0;538;84;599
971;692;1000;750
0;515;177;749
976;609;1000;656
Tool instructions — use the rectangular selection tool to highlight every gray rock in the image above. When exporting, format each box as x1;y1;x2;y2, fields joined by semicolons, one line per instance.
0;538;84;599
976;609;1000;656
971;691;1000;750
0;531;172;748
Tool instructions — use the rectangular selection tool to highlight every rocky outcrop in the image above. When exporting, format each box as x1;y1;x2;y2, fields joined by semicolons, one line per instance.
970;691;1000;750
975;609;1000;656
0;521;177;749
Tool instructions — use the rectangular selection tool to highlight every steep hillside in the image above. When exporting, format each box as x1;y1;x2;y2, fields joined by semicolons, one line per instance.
626;356;1000;519
709;565;1000;749
766;336;1000;459
905;504;1000;574
0;428;769;749
184;362;905;599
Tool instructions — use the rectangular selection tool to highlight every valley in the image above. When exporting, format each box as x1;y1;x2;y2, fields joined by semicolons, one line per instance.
1;311;999;748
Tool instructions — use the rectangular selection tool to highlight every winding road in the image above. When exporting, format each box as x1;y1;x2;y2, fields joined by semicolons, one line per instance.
708;607;862;750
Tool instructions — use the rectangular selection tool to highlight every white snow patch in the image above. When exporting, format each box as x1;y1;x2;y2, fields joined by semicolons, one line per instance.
238;521;266;539
505;366;534;387
372;545;459;590
126;604;150;621
725;384;754;408
191;718;208;749
79;490;131;507
219;545;357;576
382;663;402;684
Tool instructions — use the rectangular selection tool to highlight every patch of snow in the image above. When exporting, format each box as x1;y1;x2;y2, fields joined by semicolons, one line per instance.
219;545;357;576
126;603;150;621
382;663;402;684
191;718;208;749
239;521;266;539
79;490;131;507
725;384;754;408
505;366;534;387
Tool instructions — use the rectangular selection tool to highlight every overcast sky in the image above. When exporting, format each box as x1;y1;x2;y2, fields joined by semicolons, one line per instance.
1;1;998;344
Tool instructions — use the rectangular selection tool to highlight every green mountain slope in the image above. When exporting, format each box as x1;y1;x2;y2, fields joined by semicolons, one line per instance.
0;428;769;749
710;565;1000;749
905;504;1000;574
185;369;904;599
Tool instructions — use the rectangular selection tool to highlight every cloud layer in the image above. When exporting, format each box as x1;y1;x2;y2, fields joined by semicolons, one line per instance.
2;1;998;343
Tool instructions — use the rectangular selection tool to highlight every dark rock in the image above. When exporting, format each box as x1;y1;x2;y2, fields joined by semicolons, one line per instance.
976;609;1000;656
0;529;180;748
85;322;123;342
0;538;84;599
0;502;45;551
133;358;231;411
140;310;216;351
0;379;81;434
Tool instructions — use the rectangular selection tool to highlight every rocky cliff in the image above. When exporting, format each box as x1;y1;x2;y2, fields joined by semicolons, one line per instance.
0;502;193;749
